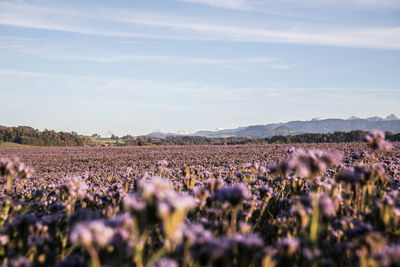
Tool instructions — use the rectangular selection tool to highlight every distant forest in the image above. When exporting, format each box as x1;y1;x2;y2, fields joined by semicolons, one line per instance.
1;126;399;146
124;130;400;146
0;126;92;146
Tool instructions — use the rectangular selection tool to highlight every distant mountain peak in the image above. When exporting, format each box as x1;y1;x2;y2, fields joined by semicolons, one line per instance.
385;113;399;120
149;114;400;138
177;129;191;135
347;116;361;120
366;116;383;122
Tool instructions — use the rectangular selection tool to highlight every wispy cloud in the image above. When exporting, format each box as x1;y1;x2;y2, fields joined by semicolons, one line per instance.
0;69;47;77
0;68;260;101
0;38;300;69
1;1;399;49
285;0;400;9
177;0;400;10
1;48;276;65
176;0;315;20
1;68;398;99
176;0;250;10
106;10;400;49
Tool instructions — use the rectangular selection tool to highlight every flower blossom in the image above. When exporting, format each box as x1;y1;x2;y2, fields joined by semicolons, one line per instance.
70;220;114;248
66;176;88;199
364;130;392;152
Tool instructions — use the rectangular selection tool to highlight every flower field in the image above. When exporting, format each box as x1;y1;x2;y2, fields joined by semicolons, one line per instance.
1;132;400;267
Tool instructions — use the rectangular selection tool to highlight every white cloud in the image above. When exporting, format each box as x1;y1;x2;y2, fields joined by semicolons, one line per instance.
0;69;47;77
0;39;298;68
176;0;250;10
1;68;399;99
177;0;400;10
0;68;235;98
1;1;399;49
115;15;400;49
20;52;278;66
287;0;400;9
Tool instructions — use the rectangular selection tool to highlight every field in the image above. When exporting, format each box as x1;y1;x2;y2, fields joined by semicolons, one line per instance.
1;136;400;266
0;142;28;147
90;137;124;146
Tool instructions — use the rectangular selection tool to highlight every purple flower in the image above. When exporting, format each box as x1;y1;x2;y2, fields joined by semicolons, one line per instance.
351;150;372;161
212;183;250;206
364;130;392;152
232;233;264;250
374;244;400;267
2;256;32;267
275;149;343;178
157;160;169;167
0;157;34;178
285;146;296;154
66;176;88;199
317;193;337;217
70;220;114;248
0;235;9;246
150;258;177;267
140;177;173;200
53;254;85;267
123;194;146;212
193;186;209;207
337;164;385;185
277;237;300;257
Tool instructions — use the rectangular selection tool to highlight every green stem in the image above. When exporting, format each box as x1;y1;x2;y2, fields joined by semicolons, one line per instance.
133;232;148;267
229;206;239;236
85;244;101;267
310;195;319;244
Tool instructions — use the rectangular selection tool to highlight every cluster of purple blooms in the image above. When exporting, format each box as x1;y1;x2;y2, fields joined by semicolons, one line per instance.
211;183;250;206
364;130;392;152
0;130;399;266
0;157;34;179
273;148;343;178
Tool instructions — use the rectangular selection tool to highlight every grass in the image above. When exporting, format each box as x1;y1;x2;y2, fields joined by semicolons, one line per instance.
90;137;125;145
0;142;29;147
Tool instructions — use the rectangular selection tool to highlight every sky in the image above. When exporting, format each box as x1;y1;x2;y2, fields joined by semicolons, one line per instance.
0;0;400;136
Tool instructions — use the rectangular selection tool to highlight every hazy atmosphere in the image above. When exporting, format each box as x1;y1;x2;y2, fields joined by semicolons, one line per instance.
1;0;399;136
2;2;400;266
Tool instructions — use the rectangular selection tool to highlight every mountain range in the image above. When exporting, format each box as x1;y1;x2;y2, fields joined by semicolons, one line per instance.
147;114;400;138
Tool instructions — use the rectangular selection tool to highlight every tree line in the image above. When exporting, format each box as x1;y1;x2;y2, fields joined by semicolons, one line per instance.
0;126;92;146
1;126;399;146
123;130;400;146
268;130;400;144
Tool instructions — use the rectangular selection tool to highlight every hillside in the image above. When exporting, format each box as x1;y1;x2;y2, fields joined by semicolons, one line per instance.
192;114;400;138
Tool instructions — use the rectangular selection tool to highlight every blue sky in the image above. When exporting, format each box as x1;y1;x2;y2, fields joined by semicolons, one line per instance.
0;0;399;136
